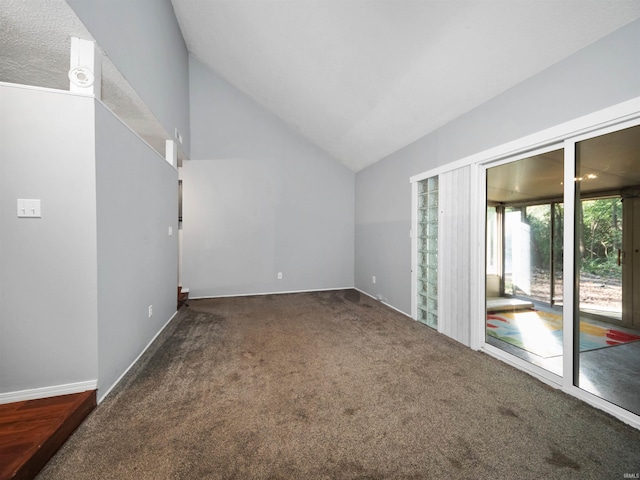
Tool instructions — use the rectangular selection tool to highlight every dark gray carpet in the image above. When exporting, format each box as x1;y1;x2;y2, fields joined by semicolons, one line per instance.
38;290;640;479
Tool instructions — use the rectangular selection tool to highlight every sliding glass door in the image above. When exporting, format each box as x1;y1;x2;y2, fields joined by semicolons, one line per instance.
485;148;564;375
573;124;640;415
484;121;640;417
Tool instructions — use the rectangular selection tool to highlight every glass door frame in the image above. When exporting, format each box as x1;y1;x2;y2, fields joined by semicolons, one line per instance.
472;99;640;430
480;143;565;386
563;118;640;395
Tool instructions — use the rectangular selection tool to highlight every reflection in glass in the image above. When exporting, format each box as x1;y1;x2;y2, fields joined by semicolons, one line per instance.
485;149;564;375
575;124;640;416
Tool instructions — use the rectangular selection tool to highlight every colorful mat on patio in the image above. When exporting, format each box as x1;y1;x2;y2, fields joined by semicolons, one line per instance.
486;310;640;358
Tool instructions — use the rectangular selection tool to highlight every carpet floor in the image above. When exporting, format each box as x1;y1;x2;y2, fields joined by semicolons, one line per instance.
37;290;640;479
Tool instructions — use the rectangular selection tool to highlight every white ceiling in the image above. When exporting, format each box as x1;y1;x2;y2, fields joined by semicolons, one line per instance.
2;1;639;172
171;0;640;171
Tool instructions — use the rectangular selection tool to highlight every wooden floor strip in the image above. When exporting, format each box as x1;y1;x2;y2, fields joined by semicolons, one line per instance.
0;391;96;480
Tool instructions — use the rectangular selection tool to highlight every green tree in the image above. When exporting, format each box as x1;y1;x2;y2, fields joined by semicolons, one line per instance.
580;198;622;278
525;205;551;270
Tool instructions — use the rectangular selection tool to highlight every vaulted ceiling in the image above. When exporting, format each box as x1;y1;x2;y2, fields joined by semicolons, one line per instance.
2;1;640;172
171;0;640;171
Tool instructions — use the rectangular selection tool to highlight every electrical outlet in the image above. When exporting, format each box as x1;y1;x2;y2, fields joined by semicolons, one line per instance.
277;272;283;280
372;276;376;284
148;305;153;318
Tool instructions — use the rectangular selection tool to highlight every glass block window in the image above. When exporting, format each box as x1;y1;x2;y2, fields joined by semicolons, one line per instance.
417;176;438;328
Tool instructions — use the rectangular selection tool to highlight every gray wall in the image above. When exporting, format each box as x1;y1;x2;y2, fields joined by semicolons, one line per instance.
182;58;354;297
0;85;98;394
95;101;178;398
355;18;640;315
66;0;191;156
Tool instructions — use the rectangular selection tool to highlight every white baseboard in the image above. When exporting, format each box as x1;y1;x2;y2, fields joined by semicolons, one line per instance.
190;286;355;300
0;380;97;405
192;287;411;319
97;310;179;404
355;288;412;318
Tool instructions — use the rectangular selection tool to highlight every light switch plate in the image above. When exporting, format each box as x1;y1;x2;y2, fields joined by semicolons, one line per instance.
17;199;41;218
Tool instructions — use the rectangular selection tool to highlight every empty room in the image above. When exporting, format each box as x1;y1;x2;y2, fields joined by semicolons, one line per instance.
2;1;640;478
